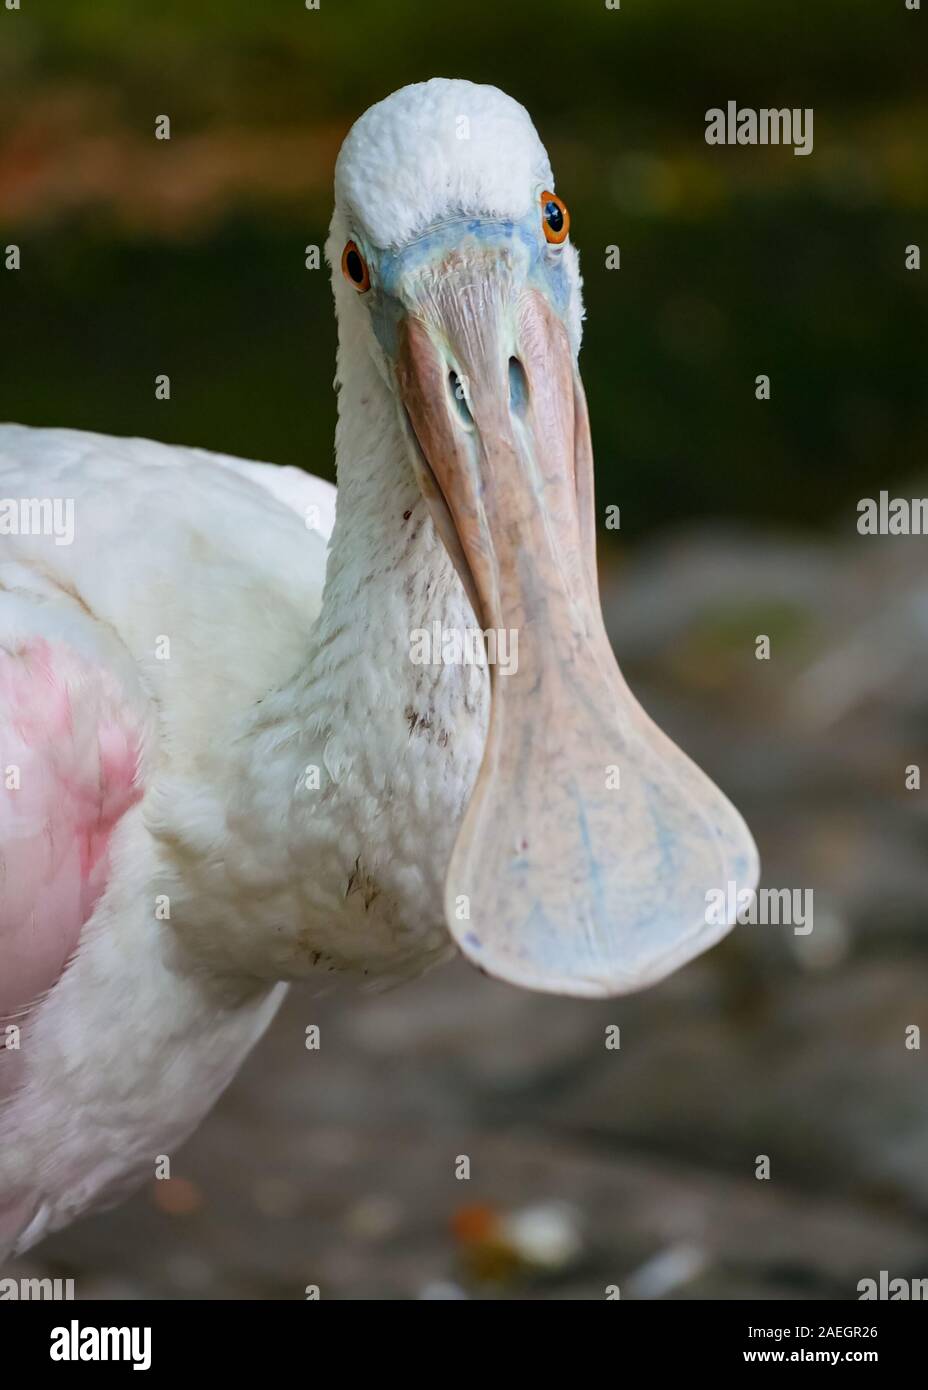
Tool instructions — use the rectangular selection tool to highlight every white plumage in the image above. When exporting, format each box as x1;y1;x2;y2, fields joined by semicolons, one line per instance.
0;80;757;1255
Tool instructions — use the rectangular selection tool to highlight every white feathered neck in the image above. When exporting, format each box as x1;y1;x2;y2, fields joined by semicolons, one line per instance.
171;264;489;987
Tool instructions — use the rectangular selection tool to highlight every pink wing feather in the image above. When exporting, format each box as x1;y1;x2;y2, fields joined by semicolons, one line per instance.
0;638;143;1026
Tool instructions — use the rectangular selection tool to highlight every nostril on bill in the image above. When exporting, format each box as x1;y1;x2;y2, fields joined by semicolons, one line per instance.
508;357;529;415
448;370;474;428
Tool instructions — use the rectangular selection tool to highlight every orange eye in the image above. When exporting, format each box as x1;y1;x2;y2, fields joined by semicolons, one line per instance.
540;191;569;245
341;240;370;291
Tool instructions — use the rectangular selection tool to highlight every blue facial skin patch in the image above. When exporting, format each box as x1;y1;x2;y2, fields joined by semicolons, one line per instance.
360;210;573;361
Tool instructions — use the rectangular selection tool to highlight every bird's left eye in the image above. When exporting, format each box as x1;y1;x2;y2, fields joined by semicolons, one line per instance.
341;240;370;291
541;191;569;245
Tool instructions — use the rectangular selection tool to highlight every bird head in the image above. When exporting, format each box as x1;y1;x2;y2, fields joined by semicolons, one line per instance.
327;79;758;998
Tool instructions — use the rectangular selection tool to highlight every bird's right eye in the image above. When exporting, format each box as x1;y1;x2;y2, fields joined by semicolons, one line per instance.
341;241;370;291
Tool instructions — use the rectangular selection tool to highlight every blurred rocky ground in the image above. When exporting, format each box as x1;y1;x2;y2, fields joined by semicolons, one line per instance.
4;516;926;1300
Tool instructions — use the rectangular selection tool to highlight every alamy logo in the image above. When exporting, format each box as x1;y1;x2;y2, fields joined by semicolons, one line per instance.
858;1271;928;1300
705;103;813;157
0;496;75;545
705;881;813;935
409;621;519;676
0;1276;75;1300
857;492;928;535
50;1320;151;1371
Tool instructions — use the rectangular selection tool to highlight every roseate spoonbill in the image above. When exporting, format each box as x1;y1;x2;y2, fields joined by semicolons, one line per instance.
0;79;758;1255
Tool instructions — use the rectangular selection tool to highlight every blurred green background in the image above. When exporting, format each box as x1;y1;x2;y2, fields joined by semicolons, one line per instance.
1;0;924;536
2;0;927;1302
